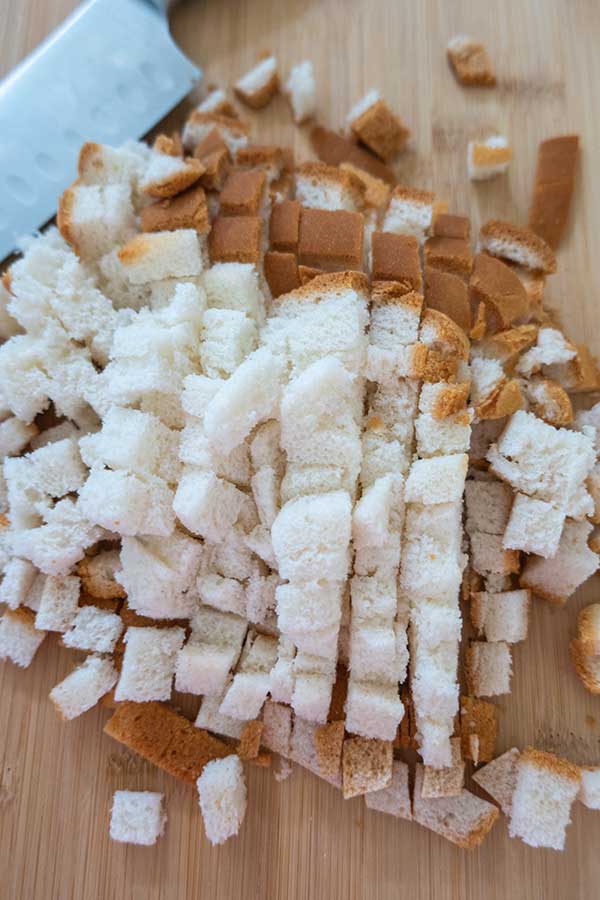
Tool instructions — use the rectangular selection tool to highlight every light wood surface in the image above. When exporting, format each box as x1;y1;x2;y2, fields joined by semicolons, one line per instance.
2;1;600;897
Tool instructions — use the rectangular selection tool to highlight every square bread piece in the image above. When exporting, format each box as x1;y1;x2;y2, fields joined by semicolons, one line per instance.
509;748;581;850
370;232;422;289
466;641;512;697
50;655;118;720
209;216;262;264
110;790;166;846
346;92;410;161
115;626;185;702
197;755;247;845
342;736;393;799
298;208;364;272
0;607;46;668
62;605;123;654
447;35;496;86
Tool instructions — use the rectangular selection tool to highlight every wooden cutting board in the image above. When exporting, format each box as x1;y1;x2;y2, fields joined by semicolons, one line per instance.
2;1;600;897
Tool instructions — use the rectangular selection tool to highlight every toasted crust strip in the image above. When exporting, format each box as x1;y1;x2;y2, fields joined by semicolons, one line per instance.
528;135;579;249
315;721;345;778
104;702;230;784
460;695;498;764
238;720;264;760
470;253;529;333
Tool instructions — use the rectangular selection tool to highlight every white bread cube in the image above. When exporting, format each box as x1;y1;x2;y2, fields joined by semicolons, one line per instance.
10;498;103;575
503;493;565;558
205;525;256;580
110;790;166;846
369;299;422;349
579;767;600;810
405;454;468;505
467;135;511;181
289;716;341;786
344;680;404;741
361;432;411;484
203;262;265;324
78;469;175;537
63;605;123;653
415;719;454;769
349;621;397;681
411;652;459;722
50;654;118;720
175;642;239;696
467;641;512;696
30;421;80;452
200;309;257;378
190;605;248;646
352;475;402;550
244;524;276;568
117;531;201;619
118;230;204;284
465;479;513;536
383;186;437;243
276;580;342;635
294;162;364;212
197;756;247;846
79;407;180;484
0;608;46;667
281;463;358;502
0;417;37;458
411;601;462;648
203;348;285;455
271;491;352;582
23;572;46;612
292;672;333;724
353;531;402;578
263;283;369;378
365;759;412;819
77;140;150;188
487;410;595;505
472;590;530;643
415;409;472;458
421;737;464;798
197;573;246;617
472;747;520;815
413;765;499;849
34;574;80;632
115;626;185;702
508;748;581;850
520;520;598;604
351;573;398;621
219;633;278;720
59;183;135;258
0;557;37;610
0;333;54;423
174;468;245;542
245;571;278;626
181;373;222;418
285;60;317;123
4;437;87;500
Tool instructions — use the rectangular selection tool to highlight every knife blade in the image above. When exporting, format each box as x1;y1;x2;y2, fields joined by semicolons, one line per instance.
0;0;201;261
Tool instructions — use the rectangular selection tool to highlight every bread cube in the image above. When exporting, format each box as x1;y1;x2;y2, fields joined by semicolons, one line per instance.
465;479;513;536
344;680;404;741
467;136;512;181
197;573;246;617
0;607;46;667
115;626;184;702
472;747;520;815
503;493;565;558
466;641;512;696
412;766;499;849
197;756;247;845
35;574;80;632
271;491;352;581
346;92;409;161
58;183;135;258
118;230;204;284
200;308;257;378
63;605;123;653
365;759;412;819
383;185;438;244
509;748;580;850
110;790;166;846
471;590;530;643
405;454;468;505
203;262;265;323
0;557;37;610
10;498;103;575
0;417;37;459
520;519;599;604
173;469;245;541
50;655;118;720
234;56;278;109
78;469;175;537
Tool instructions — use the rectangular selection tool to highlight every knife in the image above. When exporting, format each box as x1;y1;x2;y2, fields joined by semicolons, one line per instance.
0;0;201;261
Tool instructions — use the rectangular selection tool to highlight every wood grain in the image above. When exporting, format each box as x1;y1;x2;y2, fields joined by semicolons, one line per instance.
2;0;600;897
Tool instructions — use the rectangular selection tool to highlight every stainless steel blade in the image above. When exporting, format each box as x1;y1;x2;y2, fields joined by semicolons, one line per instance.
0;0;201;260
